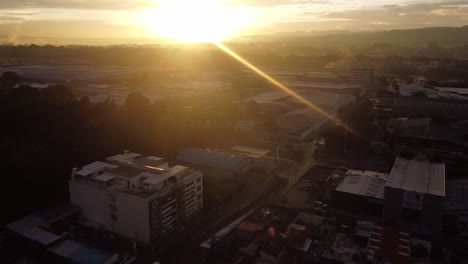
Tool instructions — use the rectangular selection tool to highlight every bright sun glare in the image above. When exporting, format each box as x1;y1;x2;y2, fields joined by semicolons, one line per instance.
145;0;253;43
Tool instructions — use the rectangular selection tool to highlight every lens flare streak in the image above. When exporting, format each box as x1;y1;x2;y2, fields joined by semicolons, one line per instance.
213;41;359;136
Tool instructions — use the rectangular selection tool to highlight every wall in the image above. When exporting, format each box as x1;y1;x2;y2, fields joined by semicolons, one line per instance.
383;187;405;224
69;181;111;229
114;193;151;243
421;194;444;233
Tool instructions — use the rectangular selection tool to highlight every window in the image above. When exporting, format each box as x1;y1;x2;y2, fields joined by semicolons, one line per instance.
197;194;202;200
152;210;159;217
108;194;116;202
197;186;201;192
98;170;104;175
196;177;201;183
109;204;117;212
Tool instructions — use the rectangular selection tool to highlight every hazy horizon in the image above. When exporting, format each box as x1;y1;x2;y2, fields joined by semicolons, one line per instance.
1;0;468;44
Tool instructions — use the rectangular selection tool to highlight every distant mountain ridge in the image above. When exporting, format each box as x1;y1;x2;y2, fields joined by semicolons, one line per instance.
243;26;468;47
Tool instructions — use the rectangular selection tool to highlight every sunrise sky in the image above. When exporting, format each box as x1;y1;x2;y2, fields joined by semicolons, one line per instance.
1;0;468;43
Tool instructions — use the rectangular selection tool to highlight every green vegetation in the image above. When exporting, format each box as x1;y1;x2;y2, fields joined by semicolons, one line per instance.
0;81;254;226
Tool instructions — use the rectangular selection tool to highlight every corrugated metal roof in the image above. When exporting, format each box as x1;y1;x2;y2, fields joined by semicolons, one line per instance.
177;148;248;172
386;158;445;196
231;145;270;159
94;174;115;182
106;152;141;162
6;215;61;245
335;170;388;199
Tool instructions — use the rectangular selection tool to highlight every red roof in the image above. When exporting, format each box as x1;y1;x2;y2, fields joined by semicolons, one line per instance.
237;222;264;232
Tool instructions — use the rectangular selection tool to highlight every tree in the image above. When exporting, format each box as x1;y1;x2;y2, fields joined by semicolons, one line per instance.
125;92;150;115
1;71;22;81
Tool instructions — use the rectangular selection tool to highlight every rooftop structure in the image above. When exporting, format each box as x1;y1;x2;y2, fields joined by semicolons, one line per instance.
70;152;203;244
386;158;445;197
301;165;336;183
49;237;119;264
6;204;79;246
230;145;270;159
336;170;388;199
5;205;122;264
384;158;446;233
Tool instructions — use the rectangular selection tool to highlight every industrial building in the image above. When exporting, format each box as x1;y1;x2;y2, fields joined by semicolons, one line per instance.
176;148;252;178
383;158;445;233
6;204;124;264
331;169;388;217
330;158;446;233
69;151;203;245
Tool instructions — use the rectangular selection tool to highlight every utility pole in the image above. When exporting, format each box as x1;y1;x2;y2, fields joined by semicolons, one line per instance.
343;110;348;154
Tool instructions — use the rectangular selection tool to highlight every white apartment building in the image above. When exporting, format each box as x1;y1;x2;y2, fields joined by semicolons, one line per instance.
69;151;203;243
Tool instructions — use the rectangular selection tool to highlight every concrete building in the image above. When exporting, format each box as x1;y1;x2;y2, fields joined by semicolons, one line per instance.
6;204;122;264
69;151;203;244
383;158;445;233
355;222;411;264
388;118;467;163
332;169;388;217
380;95;468;120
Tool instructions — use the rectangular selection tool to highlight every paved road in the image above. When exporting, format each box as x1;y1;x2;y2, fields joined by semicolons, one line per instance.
157;169;283;264
157;142;318;264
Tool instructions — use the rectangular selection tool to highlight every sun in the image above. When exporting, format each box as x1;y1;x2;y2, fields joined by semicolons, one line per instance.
145;0;253;43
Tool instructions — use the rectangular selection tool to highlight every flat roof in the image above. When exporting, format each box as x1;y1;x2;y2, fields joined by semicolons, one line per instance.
301;165;336;182
336;170;388;199
106;152;141;162
94;174;115;182
143;165;188;185
49;238;116;264
75;161;118;176
108;165;144;178
132;156;167;168
177;148;248;172
386;158;445;196
230;145;270;159
6;215;61;245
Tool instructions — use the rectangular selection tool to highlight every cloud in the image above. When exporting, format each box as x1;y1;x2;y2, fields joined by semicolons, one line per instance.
0;0;155;10
307;0;468;30
0;16;25;22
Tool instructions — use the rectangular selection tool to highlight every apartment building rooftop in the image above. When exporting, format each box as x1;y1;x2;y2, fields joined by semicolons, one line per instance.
72;152;200;198
143;165;188;185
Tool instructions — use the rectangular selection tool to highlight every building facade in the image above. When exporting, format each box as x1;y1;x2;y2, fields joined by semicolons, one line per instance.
383;158;445;233
69;152;203;244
